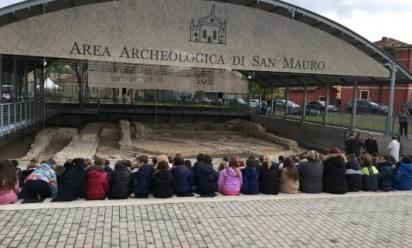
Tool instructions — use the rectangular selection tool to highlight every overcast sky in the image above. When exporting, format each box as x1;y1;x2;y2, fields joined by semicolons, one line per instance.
0;0;411;44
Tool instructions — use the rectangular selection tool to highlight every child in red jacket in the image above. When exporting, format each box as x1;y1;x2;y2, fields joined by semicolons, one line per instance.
86;160;109;200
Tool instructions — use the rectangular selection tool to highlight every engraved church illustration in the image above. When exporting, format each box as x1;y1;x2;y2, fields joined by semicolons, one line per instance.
190;5;227;45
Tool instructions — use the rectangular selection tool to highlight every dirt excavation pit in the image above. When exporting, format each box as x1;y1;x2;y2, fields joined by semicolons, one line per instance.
7;120;300;162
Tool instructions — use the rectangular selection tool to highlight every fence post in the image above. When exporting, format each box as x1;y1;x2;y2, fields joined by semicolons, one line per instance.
385;63;397;134
0;105;3;136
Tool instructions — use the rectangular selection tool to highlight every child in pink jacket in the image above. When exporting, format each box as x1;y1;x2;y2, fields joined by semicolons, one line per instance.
218;158;242;195
0;160;20;205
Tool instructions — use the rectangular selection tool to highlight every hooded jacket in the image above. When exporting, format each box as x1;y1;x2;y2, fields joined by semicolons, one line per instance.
345;156;362;192
241;166;259;195
299;160;323;194
194;163;219;196
86;166;109;200
54;162;88;201
377;161;394;191
394;163;412;190
109;163;133;199
172;165;193;196
259;163;280;195
151;169;175;198
322;153;348;194
133;164;155;198
218;168;242;195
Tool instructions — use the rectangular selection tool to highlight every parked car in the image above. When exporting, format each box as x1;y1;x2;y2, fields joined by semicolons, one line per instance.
249;99;261;108
405;101;412;114
306;101;339;112
273;99;301;115
347;99;388;114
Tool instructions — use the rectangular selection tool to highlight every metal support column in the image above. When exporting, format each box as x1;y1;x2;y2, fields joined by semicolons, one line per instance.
24;61;28;100
12;57;17;101
385;63;397;134
301;81;308;122
350;78;358;130
41;60;45;128
0;54;2;102
323;82;330;125
271;87;275;116
284;84;289;118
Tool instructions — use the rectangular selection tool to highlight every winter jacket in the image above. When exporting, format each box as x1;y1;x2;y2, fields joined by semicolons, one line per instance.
280;169;299;194
151;170;175;198
322;153;348;194
26;163;58;197
346;137;364;156
194;163;219;196
345;156;362;192
172;165;193;196
299;160;323;193
394;163;412;190
218;168;242;195
241;166;260;195
86;166;109;200
0;181;19;205
364;139;379;155
133;164;155;198
361;166;379;191
109;164;133;199
54;164;88;201
259;163;280;195
377;161;394;191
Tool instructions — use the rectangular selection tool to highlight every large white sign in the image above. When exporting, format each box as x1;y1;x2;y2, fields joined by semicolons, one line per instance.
88;62;248;93
0;0;389;78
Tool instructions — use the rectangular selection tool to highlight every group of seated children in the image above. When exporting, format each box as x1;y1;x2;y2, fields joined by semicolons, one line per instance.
1;148;412;205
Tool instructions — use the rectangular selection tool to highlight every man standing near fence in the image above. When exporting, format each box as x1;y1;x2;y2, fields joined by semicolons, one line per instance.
388;135;401;162
399;106;410;136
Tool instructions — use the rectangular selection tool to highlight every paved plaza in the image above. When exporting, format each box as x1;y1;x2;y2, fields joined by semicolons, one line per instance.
0;192;411;248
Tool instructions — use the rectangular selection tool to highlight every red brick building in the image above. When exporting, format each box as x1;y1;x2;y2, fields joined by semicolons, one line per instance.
340;37;412;112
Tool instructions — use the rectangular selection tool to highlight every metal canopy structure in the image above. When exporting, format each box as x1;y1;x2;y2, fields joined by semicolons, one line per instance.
0;0;411;88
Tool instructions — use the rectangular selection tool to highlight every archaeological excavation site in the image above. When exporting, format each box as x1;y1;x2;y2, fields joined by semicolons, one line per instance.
1;119;299;163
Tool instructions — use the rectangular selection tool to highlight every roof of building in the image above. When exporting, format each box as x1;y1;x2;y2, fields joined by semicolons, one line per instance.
0;0;411;87
375;37;412;49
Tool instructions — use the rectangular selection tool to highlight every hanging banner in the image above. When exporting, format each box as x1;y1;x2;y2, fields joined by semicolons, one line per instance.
87;62;248;94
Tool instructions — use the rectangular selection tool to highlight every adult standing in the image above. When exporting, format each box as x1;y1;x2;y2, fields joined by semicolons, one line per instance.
346;132;364;156
364;133;379;155
399;106;410;136
387;136;401;162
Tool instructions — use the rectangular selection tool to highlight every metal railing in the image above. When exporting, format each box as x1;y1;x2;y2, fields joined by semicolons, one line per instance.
0;99;44;137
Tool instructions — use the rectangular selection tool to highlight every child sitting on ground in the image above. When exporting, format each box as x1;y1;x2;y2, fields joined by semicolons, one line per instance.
376;155;394;191
194;154;219;197
241;156;260;195
86;158;110;200
218;158;242;195
171;154;193;197
133;155;155;198
360;154;379;192
151;161;175;198
259;156;280;195
281;157;299;194
0;160;20;205
109;160;134;199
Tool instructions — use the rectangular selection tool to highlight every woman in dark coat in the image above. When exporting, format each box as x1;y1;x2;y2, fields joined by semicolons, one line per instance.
53;158;87;202
194;154;219;197
259;157;280;195
109;160;134;199
151;161;175;198
322;148;348;194
299;151;323;194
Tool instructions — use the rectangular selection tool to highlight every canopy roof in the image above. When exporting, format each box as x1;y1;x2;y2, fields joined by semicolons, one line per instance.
0;0;411;88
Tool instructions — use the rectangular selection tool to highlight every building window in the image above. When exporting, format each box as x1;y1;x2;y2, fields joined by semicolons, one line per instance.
213;31;217;40
360;90;369;100
319;96;326;101
203;30;207;39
